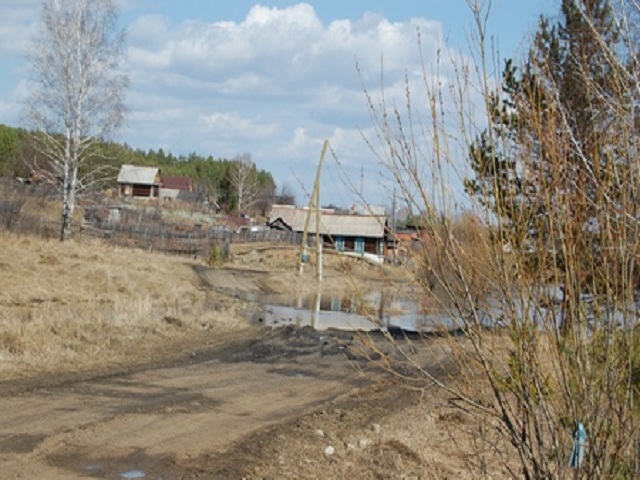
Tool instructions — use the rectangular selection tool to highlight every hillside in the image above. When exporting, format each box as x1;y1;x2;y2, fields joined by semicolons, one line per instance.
0;232;252;380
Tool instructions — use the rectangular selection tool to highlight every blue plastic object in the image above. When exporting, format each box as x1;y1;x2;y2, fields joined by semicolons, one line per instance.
569;422;586;468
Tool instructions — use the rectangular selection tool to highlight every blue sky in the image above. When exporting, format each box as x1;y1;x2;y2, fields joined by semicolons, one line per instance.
0;0;557;208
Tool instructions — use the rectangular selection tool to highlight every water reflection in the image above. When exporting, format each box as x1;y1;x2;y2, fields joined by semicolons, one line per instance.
254;290;458;333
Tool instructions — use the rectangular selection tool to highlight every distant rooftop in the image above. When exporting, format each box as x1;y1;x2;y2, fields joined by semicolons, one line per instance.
117;165;161;185
269;204;386;238
161;176;193;191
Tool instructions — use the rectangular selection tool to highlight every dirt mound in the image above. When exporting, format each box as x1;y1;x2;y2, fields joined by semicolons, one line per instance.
216;325;354;363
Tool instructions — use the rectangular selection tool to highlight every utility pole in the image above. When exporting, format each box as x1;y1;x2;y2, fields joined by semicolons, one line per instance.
299;139;329;280
392;188;397;263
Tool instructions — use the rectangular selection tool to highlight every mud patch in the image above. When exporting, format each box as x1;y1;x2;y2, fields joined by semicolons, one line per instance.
116;394;223;416
66;381;224;416
266;367;315;377
0;433;46;454
48;447;179;480
217;325;355;364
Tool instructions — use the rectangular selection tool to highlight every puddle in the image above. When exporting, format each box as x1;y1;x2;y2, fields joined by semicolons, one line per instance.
121;470;146;479
252;290;459;333
49;448;175;480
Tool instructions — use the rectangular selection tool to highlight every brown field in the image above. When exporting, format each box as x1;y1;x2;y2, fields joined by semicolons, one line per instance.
0;232;251;380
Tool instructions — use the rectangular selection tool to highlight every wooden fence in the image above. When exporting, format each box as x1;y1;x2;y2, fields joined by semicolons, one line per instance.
82;221;301;258
0;204;301;258
0;179;304;257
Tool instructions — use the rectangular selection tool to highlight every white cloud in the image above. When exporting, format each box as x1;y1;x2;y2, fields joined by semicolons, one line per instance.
291;127;311;149
0;1;39;58
0;99;11;118
126;3;447;94
127;14;168;44
201;111;279;140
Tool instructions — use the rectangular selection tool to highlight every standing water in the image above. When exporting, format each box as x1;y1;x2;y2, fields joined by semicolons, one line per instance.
253;290;459;333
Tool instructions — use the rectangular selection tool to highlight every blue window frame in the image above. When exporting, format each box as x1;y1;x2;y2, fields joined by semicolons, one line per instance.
355;237;365;254
335;237;345;252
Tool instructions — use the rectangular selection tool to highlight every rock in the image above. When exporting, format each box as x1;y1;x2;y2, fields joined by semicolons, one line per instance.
372;423;381;434
324;446;335;456
358;438;372;449
315;429;325;437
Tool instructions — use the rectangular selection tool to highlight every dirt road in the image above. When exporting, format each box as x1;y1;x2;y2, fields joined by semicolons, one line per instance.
0;327;372;479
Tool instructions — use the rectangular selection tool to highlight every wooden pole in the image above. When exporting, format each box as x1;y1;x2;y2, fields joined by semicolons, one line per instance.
298;140;329;276
315;179;322;281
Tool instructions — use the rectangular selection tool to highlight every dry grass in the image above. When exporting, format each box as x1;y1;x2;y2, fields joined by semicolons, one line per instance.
0;232;251;380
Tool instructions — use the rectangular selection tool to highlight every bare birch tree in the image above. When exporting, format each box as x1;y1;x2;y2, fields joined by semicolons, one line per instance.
228;153;258;214
26;0;128;241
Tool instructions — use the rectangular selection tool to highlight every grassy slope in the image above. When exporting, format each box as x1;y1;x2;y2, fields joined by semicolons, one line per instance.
0;232;250;380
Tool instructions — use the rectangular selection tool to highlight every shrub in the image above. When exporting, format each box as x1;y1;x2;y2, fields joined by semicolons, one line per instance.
207;243;229;267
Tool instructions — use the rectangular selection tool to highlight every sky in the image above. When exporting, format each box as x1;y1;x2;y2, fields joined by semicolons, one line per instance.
0;0;557;209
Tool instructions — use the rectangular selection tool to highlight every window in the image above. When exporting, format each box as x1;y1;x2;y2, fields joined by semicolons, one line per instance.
355;237;365;254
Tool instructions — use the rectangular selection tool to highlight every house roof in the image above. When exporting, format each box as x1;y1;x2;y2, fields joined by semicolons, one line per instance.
117;165;161;185
269;204;386;238
161;176;193;190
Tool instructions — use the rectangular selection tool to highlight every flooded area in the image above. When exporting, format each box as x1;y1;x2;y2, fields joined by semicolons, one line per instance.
252;290;460;333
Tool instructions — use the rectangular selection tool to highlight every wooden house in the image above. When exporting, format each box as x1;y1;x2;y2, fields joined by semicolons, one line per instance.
117;165;161;198
268;204;387;262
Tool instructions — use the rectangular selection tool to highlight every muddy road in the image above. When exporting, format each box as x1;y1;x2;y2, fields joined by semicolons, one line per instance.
0;327;374;479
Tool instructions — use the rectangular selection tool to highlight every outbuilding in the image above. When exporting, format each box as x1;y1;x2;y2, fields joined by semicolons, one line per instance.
117;165;161;198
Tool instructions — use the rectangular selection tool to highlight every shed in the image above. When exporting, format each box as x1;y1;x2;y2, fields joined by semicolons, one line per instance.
117;165;161;198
